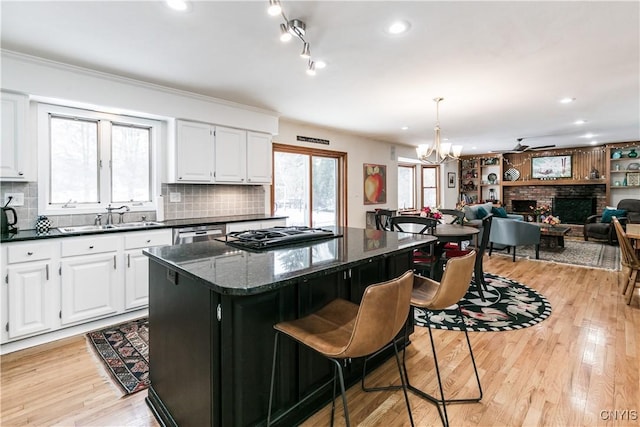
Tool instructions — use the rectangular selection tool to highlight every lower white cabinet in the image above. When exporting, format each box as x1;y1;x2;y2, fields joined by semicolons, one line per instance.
60;252;119;325
1;229;172;347
3;241;58;340
124;230;172;310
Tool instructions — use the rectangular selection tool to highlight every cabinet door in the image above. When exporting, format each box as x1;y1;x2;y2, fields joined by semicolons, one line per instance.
176;120;214;182
1;91;28;180
214;126;247;183
124;250;149;310
60;252;119;325
246;131;272;184
6;262;56;339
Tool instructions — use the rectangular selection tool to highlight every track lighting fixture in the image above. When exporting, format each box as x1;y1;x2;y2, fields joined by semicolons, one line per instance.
267;0;324;75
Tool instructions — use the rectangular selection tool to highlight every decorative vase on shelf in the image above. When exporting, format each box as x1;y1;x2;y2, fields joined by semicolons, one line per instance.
628;149;638;158
612;150;622;159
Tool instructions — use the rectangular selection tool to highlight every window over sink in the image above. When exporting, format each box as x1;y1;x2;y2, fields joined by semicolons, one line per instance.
37;103;161;215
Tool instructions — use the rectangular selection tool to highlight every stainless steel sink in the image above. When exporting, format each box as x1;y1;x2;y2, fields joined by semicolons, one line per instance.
58;221;163;234
58;224;118;233
113;221;163;229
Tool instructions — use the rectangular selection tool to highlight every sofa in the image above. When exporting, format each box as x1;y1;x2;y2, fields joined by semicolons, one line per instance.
462;202;523;244
584;199;640;245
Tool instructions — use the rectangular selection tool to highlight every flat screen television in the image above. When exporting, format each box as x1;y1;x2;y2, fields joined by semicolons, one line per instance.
531;155;572;179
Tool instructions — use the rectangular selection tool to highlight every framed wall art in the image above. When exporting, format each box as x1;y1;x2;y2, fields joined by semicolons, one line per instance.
531;155;572;179
447;172;456;188
363;163;386;204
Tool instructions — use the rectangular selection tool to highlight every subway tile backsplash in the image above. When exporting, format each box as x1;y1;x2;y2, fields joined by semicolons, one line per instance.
0;181;266;231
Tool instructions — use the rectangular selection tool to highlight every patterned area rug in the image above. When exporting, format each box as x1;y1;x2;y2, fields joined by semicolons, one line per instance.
491;239;620;270
86;317;149;395
414;273;552;332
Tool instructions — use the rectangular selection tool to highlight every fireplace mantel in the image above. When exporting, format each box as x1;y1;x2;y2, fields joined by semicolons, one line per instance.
502;179;606;187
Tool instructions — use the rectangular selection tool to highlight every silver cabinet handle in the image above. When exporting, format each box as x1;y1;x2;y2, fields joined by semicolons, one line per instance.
27;251;33;256
113;255;117;269
127;254;130;268
46;264;49;280
146;239;151;243
89;245;94;249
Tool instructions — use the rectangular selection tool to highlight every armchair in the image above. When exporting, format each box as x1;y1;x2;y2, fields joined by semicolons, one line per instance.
488;219;541;262
584;199;640;245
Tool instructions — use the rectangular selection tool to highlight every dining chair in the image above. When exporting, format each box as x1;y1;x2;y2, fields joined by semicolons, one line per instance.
266;270;415;427
438;209;466;225
442;214;493;301
612;217;640;304
389;216;442;278
362;251;480;427
374;209;394;231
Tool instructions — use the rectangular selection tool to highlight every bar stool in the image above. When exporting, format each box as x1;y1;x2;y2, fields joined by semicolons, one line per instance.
406;250;482;427
266;270;415;427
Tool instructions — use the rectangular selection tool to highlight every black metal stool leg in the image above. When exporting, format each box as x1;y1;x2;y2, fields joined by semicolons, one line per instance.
329;358;350;427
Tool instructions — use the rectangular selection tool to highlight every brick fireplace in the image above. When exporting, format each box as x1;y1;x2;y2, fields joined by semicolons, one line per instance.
503;184;606;225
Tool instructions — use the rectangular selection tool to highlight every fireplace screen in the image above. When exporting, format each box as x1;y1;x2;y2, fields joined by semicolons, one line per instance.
553;197;596;224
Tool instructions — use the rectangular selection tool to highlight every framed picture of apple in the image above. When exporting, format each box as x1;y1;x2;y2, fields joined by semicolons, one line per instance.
363;163;386;204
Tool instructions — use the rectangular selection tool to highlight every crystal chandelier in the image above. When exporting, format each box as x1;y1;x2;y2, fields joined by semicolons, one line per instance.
416;97;463;164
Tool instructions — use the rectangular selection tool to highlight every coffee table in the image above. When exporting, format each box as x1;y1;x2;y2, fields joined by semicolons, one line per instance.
538;224;571;248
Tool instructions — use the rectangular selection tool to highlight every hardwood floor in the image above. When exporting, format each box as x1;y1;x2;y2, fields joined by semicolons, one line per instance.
1;256;638;426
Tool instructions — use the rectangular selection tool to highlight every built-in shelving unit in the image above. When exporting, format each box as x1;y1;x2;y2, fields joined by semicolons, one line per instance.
459;155;502;204
606;142;640;206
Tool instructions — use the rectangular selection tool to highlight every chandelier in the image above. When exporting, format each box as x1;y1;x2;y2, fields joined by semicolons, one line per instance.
416;97;462;164
267;0;324;76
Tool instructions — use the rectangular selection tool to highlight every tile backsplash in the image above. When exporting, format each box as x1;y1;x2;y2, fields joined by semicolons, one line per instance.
0;181;266;231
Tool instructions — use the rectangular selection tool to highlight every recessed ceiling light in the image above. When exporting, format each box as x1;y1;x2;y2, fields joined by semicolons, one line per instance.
559;97;576;104
590;140;598;145
574;119;586;125
401;126;409;131
583;133;595;138
387;20;410;35
166;0;189;11
315;60;326;69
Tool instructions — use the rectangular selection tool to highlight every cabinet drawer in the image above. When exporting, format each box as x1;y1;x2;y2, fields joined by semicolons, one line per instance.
61;235;119;257
7;242;54;263
125;230;172;249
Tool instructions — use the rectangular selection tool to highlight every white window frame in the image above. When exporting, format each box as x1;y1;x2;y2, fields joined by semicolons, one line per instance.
37;103;161;216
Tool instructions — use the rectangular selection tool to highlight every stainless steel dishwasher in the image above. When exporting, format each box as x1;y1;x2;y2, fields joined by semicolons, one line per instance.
173;224;226;245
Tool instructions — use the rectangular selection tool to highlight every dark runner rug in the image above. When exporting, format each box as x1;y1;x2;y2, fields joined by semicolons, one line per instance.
86;317;149;395
414;273;552;332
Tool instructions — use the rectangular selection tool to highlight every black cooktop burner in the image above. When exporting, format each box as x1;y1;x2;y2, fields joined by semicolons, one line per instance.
225;226;339;251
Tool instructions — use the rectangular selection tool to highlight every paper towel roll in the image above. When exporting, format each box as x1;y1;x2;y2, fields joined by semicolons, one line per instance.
157;194;165;222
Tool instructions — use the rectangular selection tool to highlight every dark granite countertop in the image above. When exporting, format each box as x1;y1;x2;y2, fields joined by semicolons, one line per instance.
0;214;287;243
144;226;436;296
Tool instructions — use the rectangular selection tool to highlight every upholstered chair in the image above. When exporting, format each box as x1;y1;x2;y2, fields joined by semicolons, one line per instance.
488;219;541;262
584;199;640;245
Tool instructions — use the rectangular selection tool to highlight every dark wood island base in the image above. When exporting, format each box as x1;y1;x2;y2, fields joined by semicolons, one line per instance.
143;227;435;427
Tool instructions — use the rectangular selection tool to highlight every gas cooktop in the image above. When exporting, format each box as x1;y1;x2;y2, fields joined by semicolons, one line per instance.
225;226;340;251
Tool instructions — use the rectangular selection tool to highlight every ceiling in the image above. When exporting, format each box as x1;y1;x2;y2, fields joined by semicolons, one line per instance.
2;1;639;155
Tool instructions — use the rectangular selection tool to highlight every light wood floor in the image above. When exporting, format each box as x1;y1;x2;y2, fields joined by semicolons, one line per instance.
2;256;639;427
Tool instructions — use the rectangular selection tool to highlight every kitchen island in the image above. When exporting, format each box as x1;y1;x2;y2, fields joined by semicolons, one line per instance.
144;226;435;427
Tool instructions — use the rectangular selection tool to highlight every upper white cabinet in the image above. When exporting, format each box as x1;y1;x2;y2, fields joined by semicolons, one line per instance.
214;126;247;183
169;120;272;185
247;131;273;184
1;91;31;181
174;120;215;183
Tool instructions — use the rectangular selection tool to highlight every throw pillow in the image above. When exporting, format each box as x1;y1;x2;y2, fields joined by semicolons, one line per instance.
601;209;626;223
476;206;488;218
492;206;508;218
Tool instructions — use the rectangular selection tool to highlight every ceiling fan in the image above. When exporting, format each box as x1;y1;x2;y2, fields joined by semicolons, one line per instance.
491;137;556;154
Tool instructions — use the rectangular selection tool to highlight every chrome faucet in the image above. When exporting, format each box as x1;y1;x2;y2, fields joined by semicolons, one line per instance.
105;204;130;225
94;214;102;226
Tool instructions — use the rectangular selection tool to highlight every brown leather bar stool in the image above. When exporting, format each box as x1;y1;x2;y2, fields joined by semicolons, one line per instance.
266;270;415;427
406;250;482;427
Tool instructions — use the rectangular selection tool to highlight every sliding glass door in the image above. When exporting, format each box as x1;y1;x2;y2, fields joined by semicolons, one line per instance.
273;144;345;227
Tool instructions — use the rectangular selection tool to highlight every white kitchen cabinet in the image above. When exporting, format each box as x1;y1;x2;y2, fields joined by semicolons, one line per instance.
174;120;215;183
123;229;172;310
60;235;120;325
1;91;31;181
247;131;273;184
3;242;58;340
226;218;287;233
214;126;247;183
